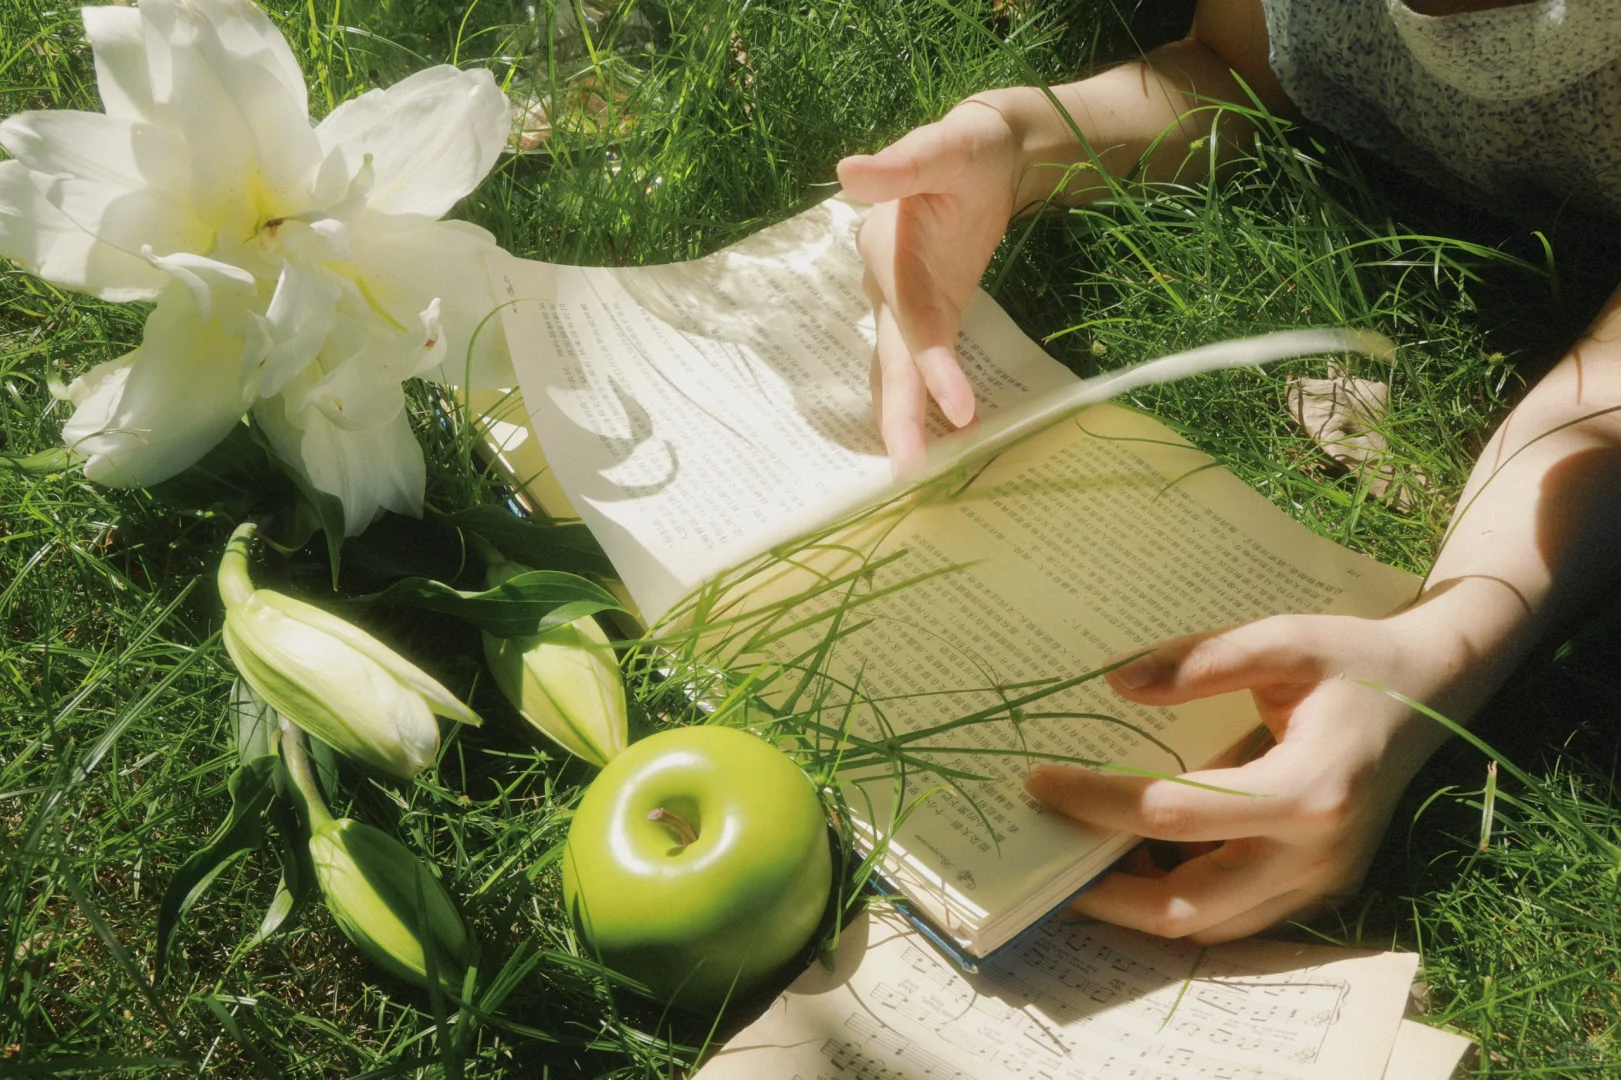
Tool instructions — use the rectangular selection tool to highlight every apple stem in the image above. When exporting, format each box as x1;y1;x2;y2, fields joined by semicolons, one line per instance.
647;807;698;847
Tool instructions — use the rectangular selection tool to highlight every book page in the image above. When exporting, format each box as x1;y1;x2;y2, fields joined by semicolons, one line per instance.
487;196;1078;622
1385;1022;1473;1080
696;910;1420;1080
712;405;1418;954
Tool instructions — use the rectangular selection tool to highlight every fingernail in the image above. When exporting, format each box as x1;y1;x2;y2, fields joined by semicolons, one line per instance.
1108;651;1169;690
1023;770;1053;803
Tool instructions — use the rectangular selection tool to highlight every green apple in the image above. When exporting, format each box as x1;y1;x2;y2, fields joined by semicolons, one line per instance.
562;725;832;1010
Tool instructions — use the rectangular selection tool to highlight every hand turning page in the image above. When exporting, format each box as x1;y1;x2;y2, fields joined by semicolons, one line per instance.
488;196;1078;621
486;196;1388;624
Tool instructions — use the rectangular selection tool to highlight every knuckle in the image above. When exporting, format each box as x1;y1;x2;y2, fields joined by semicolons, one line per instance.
1265;612;1313;641
1293;782;1354;832
1172;643;1228;688
1297;848;1357;896
1137;796;1199;840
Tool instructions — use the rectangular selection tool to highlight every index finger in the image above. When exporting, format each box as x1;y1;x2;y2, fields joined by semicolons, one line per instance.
857;204;976;430
1067;840;1314;941
1024;749;1303;843
837;120;968;204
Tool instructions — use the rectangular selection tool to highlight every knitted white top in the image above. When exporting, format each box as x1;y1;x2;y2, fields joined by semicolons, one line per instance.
1260;0;1621;224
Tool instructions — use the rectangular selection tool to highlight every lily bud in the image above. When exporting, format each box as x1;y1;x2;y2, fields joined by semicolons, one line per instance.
309;817;474;992
484;616;628;767
219;522;479;780
478;546;627;767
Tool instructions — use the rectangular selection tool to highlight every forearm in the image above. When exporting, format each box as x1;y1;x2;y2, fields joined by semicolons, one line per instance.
1397;286;1621;720
968;1;1288;211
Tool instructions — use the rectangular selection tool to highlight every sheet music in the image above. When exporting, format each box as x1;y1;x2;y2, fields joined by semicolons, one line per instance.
696;911;1419;1080
1383;1020;1472;1080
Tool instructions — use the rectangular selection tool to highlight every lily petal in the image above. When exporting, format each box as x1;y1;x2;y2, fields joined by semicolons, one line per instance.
302;354;408;431
406;298;449;379
248;261;345;398
0;161;167;301
140;0;321;231
255;387;426;536
143;247;259;322
62;289;249;487
348;217;514;387
257;591;480;725
0;110;210;258
83;4;158;125
297;293;449;429
58;353;132;409
315;66;508;221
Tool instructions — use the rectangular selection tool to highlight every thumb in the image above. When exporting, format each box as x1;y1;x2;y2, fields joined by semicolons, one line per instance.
1103;616;1328;706
837;121;965;204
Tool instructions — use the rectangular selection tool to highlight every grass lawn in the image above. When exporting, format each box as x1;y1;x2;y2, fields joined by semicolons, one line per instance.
3;0;1620;1075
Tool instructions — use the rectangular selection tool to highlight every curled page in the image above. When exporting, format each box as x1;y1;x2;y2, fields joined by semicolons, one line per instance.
919;328;1395;482
490;196;1066;619
491;195;1394;622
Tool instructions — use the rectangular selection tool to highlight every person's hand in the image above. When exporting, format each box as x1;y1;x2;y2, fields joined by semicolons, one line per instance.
836;100;1028;477
1024;611;1466;944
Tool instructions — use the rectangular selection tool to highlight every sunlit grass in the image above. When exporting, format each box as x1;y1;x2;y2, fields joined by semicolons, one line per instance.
4;0;1619;1075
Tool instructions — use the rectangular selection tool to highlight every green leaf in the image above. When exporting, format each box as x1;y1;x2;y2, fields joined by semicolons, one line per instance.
341;511;469;589
346;570;626;638
0;446;82;474
245;420;347;587
306;733;342;804
283;475;347;590
231;678;278;763
447;504;616;579
249;789;316;949
156;755;280;979
146;422;274;519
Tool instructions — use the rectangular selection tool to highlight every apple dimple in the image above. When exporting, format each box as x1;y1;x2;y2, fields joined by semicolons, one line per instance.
647;798;701;850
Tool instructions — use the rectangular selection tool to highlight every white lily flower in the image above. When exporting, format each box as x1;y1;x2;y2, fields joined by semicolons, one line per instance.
0;0;515;533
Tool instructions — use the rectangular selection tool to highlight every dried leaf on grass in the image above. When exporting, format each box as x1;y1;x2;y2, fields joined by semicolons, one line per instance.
1286;363;1431;510
510;73;638;151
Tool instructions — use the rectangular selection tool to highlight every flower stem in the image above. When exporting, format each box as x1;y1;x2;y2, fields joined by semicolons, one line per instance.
280;721;334;831
218;521;259;610
647;807;697;847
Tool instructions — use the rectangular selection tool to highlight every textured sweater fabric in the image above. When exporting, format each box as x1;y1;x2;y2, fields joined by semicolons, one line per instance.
1260;0;1621;225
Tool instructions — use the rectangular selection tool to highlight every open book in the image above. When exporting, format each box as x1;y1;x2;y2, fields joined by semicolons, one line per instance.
483;195;1419;964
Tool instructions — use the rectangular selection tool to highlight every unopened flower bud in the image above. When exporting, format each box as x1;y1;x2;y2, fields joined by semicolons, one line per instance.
309;817;474;992
479;543;626;766
219;522;478;780
484;615;628;767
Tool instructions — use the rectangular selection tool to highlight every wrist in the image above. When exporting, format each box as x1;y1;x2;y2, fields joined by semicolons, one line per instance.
1387;577;1537;728
958;86;1099;212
